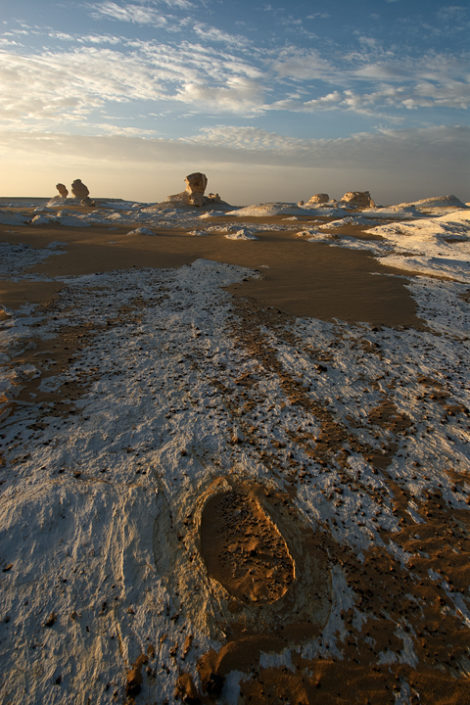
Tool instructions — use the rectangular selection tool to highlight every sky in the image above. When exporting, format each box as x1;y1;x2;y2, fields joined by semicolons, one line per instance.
0;0;469;204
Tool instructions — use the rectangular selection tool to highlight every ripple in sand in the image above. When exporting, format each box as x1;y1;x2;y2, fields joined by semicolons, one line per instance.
200;486;295;604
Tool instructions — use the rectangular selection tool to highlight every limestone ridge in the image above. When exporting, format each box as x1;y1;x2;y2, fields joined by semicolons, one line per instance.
302;191;375;209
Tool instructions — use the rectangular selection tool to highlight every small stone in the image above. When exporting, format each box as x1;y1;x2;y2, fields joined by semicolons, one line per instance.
43;612;57;627
126;668;142;698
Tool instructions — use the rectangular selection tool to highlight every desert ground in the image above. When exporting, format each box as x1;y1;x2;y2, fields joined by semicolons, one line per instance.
0;194;469;705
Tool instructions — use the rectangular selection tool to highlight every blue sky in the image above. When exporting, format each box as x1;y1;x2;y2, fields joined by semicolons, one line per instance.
0;0;469;202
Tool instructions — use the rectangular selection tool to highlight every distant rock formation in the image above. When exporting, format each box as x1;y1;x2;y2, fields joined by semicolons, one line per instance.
56;183;68;199
71;179;95;207
185;172;207;207
340;191;375;209
167;172;226;208
390;194;466;212
306;193;329;206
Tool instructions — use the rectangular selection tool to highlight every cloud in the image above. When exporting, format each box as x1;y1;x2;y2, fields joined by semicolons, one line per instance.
178;123;470;171
181;125;307;151
1;124;468;177
192;23;248;48
1;13;469;134
273;47;333;80
270;46;470;113
306;12;330;20
90;0;195;25
436;4;469;24
0;40;267;128
93;123;158;136
1;124;468;204
90;2;168;26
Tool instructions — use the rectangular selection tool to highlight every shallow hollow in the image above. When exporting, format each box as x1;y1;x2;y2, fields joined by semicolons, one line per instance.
199;487;295;604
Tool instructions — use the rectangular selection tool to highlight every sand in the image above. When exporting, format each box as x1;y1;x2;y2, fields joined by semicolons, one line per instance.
0;209;468;705
0;219;421;327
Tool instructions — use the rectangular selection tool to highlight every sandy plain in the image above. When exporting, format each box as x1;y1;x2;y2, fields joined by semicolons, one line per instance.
0;207;469;705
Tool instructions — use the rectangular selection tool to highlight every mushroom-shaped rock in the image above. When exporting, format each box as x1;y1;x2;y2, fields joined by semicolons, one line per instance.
340;191;375;209
167;172;227;208
71;179;95;207
56;183;68;199
185;172;208;207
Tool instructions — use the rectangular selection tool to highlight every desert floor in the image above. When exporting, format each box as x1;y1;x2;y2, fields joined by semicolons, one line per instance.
0;210;469;705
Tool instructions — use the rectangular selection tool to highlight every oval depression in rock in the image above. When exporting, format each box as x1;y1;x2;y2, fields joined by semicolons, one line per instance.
199;487;295;604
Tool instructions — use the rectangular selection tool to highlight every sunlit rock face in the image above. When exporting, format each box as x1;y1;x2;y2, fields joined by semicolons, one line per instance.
167;172;225;208
71;179;94;207
340;191;376;209
185;172;208;207
55;183;68;198
306;193;329;205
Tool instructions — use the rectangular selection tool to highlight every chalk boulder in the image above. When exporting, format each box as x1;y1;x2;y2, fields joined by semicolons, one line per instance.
56;183;68;199
306;193;329;206
71;179;95;207
340;191;375;209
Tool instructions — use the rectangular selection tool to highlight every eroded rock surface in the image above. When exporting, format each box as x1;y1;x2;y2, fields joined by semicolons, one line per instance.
340;190;376;209
306;193;329;205
167;173;226;208
55;183;68;198
71;179;95;207
185;172;208;207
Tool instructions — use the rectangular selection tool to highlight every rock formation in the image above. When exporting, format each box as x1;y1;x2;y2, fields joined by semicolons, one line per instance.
185;172;208;207
306;193;329;206
167;172;226;208
71;179;95;207
55;183;68;199
340;191;375;209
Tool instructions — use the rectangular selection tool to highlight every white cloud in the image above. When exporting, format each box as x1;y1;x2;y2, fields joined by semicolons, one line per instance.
90;2;168;25
182;125;307;151
0;124;468;204
90;0;194;24
306;12;330;20
0;40;267;127
179;123;470;172
93;123;157;136
192;23;248;48
273;47;333;80
270;47;470;113
80;34;123;45
175;75;266;114
1;123;467;183
1;15;469;133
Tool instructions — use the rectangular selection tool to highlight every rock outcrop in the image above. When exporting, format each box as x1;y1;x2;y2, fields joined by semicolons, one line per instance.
55;183;68;199
340;191;375;209
306;193;329;206
167;173;226;208
185;172;208;207
71;179;95;207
